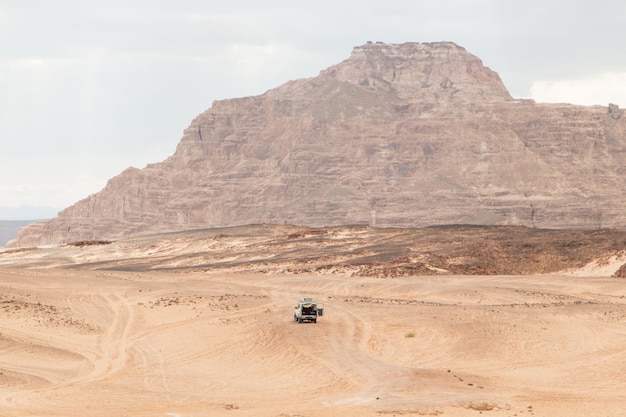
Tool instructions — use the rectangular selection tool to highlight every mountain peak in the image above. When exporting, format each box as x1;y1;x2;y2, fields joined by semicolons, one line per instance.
315;41;512;102
8;42;626;247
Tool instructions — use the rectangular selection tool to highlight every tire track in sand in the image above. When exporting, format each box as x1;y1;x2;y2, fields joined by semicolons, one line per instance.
0;292;136;410
38;293;134;391
83;293;134;383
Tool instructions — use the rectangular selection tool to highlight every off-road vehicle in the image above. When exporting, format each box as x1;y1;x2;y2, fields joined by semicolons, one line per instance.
294;298;323;323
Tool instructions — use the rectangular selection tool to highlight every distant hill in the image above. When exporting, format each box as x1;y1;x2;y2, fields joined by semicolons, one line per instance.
8;41;626;247
0;220;40;247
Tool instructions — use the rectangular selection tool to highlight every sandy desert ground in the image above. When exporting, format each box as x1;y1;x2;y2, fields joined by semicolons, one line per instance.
1;225;626;417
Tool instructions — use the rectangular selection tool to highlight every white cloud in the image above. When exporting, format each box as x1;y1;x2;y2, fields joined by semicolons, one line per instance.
530;71;626;107
0;149;173;211
0;180;104;209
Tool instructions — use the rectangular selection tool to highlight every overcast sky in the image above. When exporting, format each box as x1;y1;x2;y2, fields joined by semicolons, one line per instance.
2;0;626;219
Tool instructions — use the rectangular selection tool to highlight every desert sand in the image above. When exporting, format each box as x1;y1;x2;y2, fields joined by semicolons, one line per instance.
1;226;626;417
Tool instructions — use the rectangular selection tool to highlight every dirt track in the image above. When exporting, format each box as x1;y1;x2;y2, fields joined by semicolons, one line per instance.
2;225;626;416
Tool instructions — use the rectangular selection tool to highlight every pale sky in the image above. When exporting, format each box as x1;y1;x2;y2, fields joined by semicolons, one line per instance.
2;1;626;219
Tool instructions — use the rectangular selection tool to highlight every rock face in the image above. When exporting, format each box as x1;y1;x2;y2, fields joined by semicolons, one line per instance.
9;42;626;247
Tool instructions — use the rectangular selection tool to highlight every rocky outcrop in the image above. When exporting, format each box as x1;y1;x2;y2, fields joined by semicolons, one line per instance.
8;42;626;247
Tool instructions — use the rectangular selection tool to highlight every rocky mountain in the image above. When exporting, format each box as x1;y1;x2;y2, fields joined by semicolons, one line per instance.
8;41;626;247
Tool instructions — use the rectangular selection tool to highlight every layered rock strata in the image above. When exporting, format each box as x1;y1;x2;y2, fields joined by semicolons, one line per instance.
9;42;626;247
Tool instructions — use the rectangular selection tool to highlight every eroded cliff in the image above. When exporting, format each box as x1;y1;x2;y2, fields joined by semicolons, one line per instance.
9;42;626;247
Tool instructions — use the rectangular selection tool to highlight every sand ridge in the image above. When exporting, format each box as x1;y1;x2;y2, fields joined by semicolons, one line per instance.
1;268;626;416
2;225;626;416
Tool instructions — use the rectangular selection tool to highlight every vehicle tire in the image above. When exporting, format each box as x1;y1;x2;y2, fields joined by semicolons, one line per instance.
313;319;317;323
298;318;303;323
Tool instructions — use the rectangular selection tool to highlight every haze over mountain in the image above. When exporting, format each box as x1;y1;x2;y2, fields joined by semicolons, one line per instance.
0;206;56;246
8;41;626;247
0;205;58;221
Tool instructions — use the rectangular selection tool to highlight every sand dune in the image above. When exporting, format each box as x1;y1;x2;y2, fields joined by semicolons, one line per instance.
1;268;626;416
1;226;626;416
